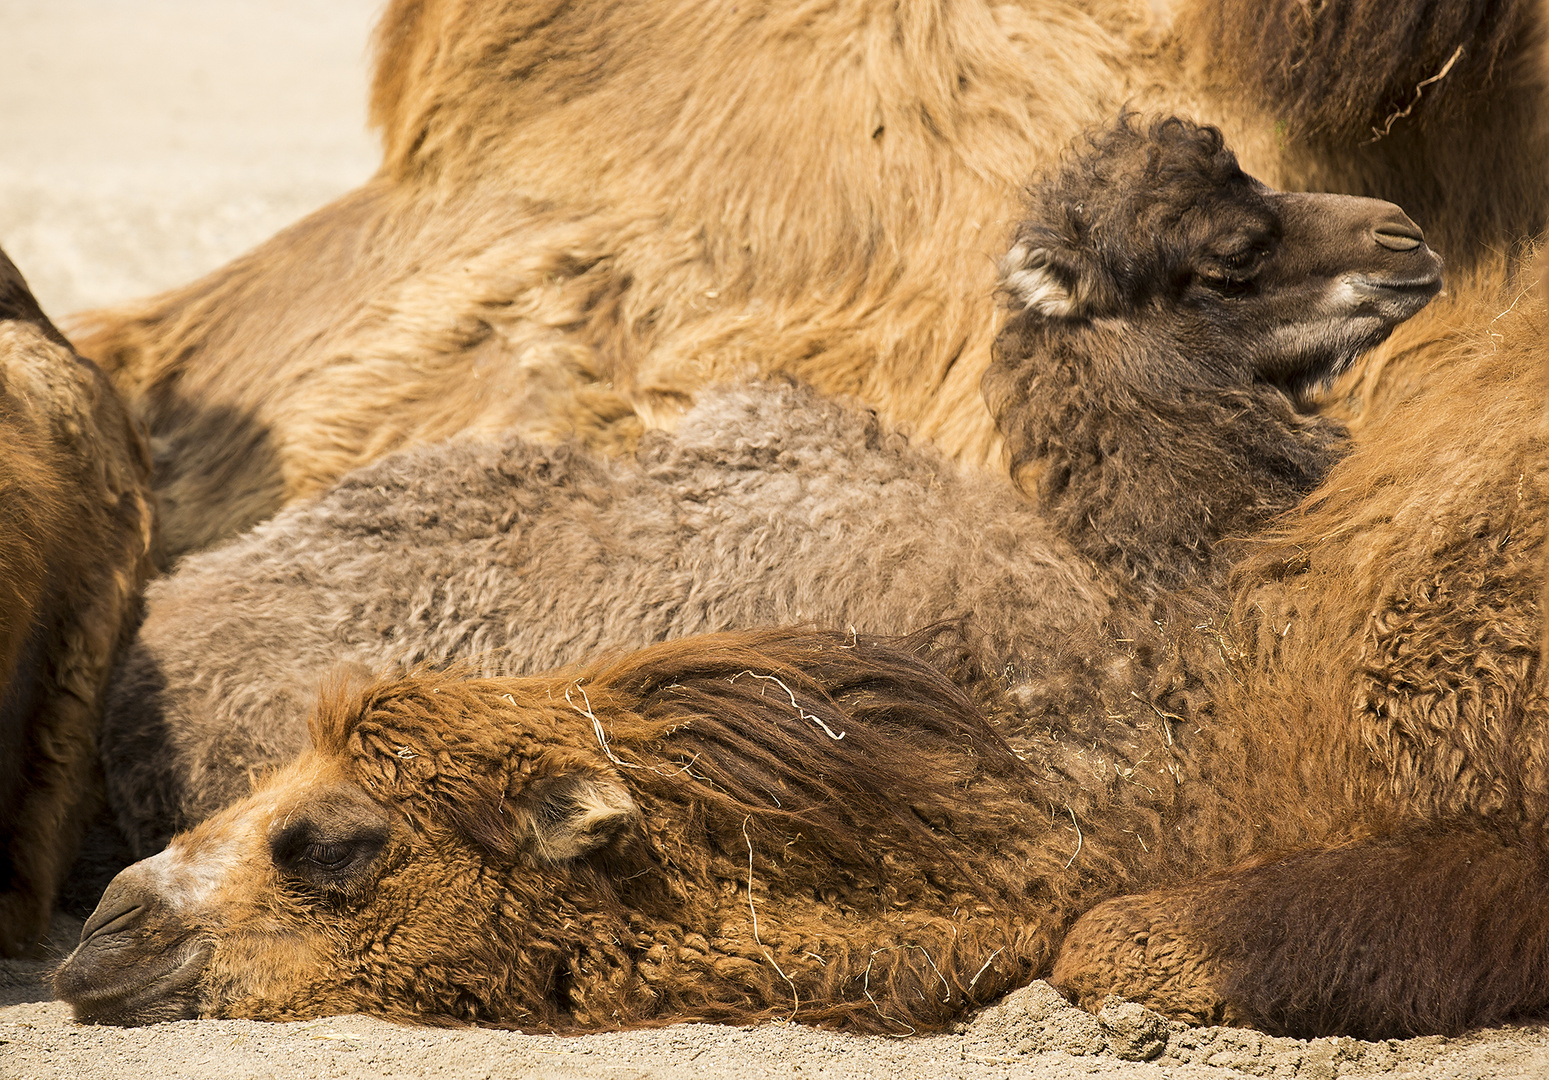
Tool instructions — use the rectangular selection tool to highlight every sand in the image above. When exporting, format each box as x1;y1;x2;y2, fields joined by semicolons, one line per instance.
2;3;1547;1077
0;0;379;317
7;914;1549;1080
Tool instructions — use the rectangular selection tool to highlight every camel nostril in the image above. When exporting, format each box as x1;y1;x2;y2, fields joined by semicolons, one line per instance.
1374;221;1425;252
78;875;154;944
80;898;146;943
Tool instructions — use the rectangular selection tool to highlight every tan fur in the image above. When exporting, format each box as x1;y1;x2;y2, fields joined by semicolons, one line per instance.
1052;888;1238;1027
72;0;1549;557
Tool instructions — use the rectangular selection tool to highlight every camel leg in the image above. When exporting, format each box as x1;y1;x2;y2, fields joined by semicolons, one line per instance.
1051;888;1239;1028
1051;824;1549;1039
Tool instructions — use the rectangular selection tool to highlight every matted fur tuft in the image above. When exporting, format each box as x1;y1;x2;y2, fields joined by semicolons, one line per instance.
334;626;1033;876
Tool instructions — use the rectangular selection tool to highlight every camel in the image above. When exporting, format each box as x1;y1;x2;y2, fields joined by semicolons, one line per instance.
60;291;1549;1040
62;124;1549;1039
59;261;1549;1042
1042;249;1549;1039
71;0;1545;558
59;629;1095;1032
98;116;1440;858
0;249;156;956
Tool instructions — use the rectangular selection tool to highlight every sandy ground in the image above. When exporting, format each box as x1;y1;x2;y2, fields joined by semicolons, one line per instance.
8;914;1549;1080
3;3;1549;1078
0;0;380;317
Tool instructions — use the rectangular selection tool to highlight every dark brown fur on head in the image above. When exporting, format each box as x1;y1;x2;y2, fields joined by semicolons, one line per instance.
997;116;1258;322
986;114;1440;594
330;627;1049;917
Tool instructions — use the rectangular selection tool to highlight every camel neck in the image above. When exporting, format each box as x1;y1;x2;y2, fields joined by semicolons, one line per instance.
984;317;1349;596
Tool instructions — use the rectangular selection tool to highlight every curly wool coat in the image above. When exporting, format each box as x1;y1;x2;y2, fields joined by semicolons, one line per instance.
103;113;1446;857
83;265;1549;1035
103;381;1114;855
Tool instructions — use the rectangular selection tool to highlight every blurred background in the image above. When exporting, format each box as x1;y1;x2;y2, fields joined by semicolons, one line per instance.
0;0;383;317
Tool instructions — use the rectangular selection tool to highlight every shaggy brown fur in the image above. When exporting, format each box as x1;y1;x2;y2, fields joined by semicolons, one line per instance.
94;115;1439;858
1182;0;1538;141
55;629;1159;1032
65;248;1549;1038
0;249;156;956
1046;248;1549;1039
63;245;1549;1034
72;0;1548;558
97;381;1111;858
1057;824;1549;1037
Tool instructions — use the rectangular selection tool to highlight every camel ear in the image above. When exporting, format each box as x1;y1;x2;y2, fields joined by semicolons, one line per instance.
308;661;386;755
445;757;638;862
516;768;640;862
998;243;1080;317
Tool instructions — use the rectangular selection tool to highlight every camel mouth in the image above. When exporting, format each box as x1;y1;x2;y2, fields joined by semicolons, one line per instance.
1341;271;1444;325
1348;273;1444;296
1278;355;1357;404
54;935;210;1026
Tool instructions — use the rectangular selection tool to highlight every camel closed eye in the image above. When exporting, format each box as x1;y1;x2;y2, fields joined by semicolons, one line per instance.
1198;248;1266;288
269;819;388;886
302;842;355;869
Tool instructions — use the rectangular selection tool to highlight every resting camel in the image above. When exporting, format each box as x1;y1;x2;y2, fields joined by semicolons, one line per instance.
0;250;156;956
62;236;1549;1045
150;249;1549;1042
99;116;1441;858
59;629;1088;1032
65;126;1549;1037
73;0;1547;558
